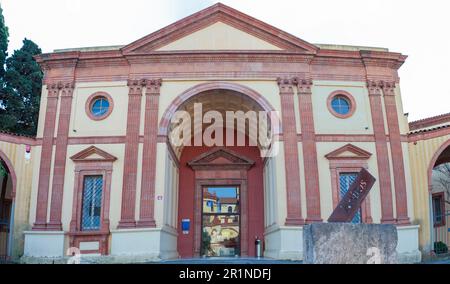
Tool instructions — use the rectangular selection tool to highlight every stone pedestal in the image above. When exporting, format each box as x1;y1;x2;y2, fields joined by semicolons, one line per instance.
303;223;398;264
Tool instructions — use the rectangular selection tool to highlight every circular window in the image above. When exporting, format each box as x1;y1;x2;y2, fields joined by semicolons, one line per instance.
327;91;356;119
91;97;110;117
86;92;114;121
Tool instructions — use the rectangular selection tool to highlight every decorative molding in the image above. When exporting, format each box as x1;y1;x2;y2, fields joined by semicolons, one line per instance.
145;79;162;95
325;144;372;160
70;146;117;163
276;77;296;94
381;81;396;96
127;79;146;95
409;112;450;131
294;78;313;94
188;147;255;171
366;80;383;96
121;3;318;54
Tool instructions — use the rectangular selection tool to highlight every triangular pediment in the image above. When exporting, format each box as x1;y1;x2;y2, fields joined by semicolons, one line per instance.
122;3;318;54
188;147;255;170
70;146;117;163
325;144;372;160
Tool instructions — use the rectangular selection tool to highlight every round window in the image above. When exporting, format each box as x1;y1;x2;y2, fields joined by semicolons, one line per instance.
327;91;356;119
85;92;114;121
91;97;110;117
331;96;350;115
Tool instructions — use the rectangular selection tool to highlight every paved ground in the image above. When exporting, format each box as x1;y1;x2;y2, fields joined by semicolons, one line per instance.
422;258;450;264
159;257;302;264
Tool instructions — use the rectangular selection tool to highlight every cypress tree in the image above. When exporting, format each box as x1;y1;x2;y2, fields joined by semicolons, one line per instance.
3;39;43;136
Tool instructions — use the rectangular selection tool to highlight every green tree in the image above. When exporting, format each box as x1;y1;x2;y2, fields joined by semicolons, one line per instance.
0;4;8;78
2;39;43;136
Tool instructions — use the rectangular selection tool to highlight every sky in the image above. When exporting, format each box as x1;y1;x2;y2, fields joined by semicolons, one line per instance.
0;0;449;121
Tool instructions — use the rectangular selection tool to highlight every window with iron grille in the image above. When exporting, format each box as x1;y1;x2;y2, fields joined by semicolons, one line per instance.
432;192;445;227
339;173;362;224
81;175;103;231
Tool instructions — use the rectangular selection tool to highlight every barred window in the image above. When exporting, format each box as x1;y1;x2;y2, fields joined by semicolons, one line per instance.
81;175;103;231
432;193;445;227
339;173;362;224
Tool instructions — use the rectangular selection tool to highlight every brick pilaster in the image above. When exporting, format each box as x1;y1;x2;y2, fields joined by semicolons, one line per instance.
47;81;75;230
367;80;395;224
33;83;60;230
295;78;322;223
137;79;162;228
382;81;410;225
118;79;144;229
277;78;305;226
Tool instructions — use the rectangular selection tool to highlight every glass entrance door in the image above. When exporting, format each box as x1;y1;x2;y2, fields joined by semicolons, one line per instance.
201;186;240;257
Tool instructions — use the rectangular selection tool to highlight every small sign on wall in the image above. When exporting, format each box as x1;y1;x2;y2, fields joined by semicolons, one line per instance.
181;219;190;235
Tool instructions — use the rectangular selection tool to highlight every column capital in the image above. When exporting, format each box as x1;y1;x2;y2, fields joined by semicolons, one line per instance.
127;79;145;95
46;82;61;98
145;79;162;95
276;77;296;94
294;78;313;94
381;81;396;96
366;80;383;96
60;81;75;97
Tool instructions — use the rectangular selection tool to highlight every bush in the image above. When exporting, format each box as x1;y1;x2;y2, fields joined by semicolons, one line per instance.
434;241;449;254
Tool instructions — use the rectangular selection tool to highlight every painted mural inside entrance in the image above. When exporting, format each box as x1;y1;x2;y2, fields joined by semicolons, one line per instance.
202;186;240;257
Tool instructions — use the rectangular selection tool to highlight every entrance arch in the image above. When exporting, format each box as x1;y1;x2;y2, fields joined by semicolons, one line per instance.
428;139;450;254
0;150;16;261
160;83;272;258
158;82;279;137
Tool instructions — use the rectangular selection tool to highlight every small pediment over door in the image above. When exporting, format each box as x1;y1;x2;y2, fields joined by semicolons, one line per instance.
70;146;117;163
325;144;372;160
188;147;255;171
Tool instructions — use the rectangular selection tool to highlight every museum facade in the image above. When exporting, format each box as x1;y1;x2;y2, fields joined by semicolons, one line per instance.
1;3;449;263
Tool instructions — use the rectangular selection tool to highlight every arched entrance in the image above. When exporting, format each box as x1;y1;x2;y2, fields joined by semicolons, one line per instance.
428;140;450;255
160;82;277;258
0;151;16;262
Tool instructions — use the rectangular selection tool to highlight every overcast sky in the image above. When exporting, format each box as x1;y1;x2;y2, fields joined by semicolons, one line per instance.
1;0;448;121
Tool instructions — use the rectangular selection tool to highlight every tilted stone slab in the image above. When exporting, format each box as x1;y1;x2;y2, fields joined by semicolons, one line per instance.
303;223;398;264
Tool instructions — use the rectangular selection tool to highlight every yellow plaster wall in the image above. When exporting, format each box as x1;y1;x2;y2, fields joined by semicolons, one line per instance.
311;81;374;135
70;82;129;137
156;21;283;51
0;141;34;258
408;135;450;252
315;142;382;222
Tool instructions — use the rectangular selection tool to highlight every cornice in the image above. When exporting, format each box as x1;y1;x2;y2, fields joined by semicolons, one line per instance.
409;112;450;131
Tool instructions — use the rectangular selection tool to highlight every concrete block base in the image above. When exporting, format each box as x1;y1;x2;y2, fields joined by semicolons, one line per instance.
264;225;303;260
110;226;179;260
23;231;65;258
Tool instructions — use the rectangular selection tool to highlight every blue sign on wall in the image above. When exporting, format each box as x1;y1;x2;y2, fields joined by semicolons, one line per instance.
182;219;190;234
